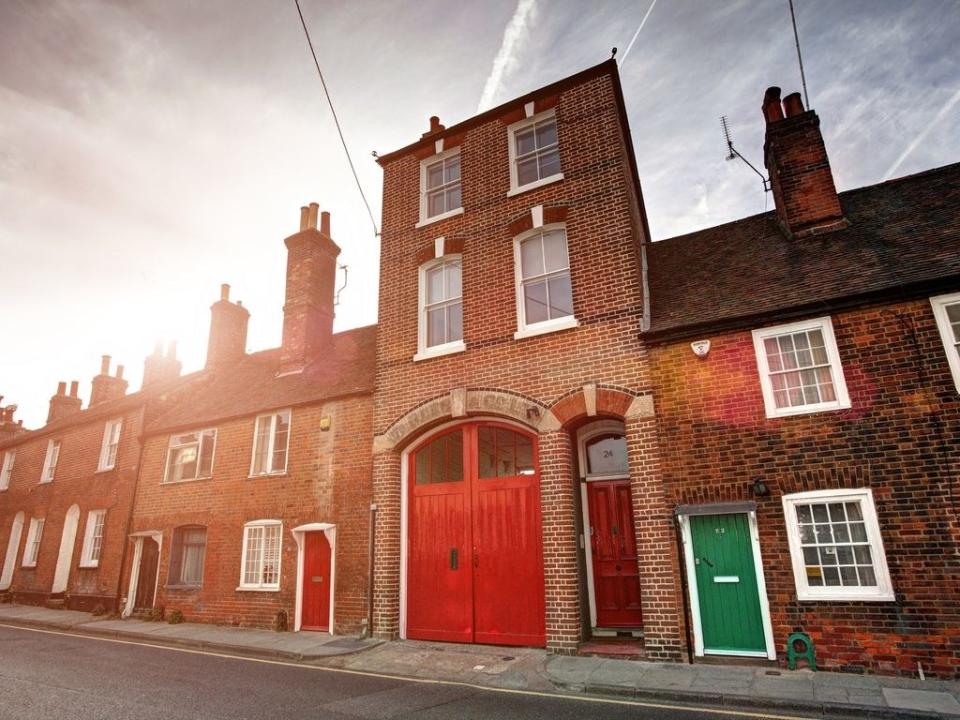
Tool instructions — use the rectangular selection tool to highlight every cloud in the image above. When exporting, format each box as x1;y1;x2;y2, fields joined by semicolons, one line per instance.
882;86;960;181
476;0;537;112
617;0;659;68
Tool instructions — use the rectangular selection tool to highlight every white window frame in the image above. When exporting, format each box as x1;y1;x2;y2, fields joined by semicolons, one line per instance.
79;509;106;568
783;488;894;602
163;428;218;484
238;520;282;591
0;450;14;490
507;109;564;197
931;292;960;393
414;255;466;361
416;147;464;228
97;419;123;471
512;224;579;339
248;410;292;477
752;316;851;418
22;517;44;568
40;440;60;484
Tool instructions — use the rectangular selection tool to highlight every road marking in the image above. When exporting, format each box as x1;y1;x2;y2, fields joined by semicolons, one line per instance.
0;623;809;720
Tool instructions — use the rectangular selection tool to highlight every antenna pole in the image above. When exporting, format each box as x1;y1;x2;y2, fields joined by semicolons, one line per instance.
789;0;810;108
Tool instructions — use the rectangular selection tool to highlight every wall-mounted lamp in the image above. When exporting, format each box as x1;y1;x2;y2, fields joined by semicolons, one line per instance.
751;476;770;497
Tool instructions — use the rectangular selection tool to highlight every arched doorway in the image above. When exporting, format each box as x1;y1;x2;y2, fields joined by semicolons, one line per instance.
406;420;545;646
578;420;643;630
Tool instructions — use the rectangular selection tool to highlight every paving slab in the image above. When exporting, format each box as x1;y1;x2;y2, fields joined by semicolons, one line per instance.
883;688;960;716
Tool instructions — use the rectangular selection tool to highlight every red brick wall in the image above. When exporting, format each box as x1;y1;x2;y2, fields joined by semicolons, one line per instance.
372;70;681;655
650;298;960;677
126;395;373;632
0;407;146;612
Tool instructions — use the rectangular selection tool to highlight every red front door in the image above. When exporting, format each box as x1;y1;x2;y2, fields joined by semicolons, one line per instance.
407;423;545;647
588;480;643;627
301;532;331;631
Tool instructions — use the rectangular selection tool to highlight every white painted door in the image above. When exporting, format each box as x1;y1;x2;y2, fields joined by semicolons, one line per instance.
51;504;80;594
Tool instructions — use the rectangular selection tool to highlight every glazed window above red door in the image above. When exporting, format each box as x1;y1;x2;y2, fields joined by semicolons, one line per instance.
585;434;628;477
414;429;464;485
477;426;534;477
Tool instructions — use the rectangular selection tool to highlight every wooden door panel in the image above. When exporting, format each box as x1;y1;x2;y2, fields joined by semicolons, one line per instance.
134;539;159;610
301;532;331;631
588;480;643;627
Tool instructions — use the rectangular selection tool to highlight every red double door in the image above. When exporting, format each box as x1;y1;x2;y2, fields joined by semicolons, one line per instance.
407;422;546;647
587;480;643;627
301;531;332;631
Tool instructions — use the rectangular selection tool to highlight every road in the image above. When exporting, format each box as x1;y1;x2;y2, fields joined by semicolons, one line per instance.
0;625;818;720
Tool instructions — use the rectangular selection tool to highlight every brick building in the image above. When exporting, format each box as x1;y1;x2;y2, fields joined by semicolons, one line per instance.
0;352;186;612
122;204;376;634
370;60;684;658
645;87;960;676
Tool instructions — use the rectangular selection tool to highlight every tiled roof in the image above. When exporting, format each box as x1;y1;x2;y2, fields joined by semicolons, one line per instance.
145;324;377;435
646;162;960;338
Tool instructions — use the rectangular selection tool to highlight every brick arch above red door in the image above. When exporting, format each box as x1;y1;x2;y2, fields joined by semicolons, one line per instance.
547;383;656;429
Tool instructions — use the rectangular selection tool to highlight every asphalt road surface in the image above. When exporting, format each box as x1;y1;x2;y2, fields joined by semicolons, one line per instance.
0;625;818;720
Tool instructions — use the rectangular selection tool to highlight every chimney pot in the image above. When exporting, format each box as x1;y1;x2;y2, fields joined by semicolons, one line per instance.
206;283;250;368
69;381;79;397
100;355;111;375
762;86;785;123
308;202;319;230
116;364;124;379
321;211;331;237
783;92;805;118
220;283;230;301
57;381;67;396
430;116;441;132
300;206;309;231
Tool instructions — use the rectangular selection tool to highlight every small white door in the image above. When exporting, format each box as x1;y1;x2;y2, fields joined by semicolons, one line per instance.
0;511;25;590
51;504;80;594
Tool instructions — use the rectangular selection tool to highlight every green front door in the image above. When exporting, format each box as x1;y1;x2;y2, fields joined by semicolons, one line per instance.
689;513;767;654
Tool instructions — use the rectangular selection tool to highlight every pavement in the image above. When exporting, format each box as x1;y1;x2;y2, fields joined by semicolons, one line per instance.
2;602;959;719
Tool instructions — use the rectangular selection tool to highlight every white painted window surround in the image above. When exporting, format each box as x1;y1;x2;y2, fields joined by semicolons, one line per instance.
0;450;14;490
507;109;563;197
164;429;217;483
782;488;894;602
930;292;960;392
97;419;122;471
415;255;465;361
751;316;851;418
23;517;44;567
40;440;60;484
79;509;106;568
238;520;282;591
513;224;578;340
249;411;291;476
416;147;463;228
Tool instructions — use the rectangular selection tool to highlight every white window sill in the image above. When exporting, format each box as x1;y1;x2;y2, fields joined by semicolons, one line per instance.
78;561;99;569
235;586;280;593
39;479;53;485
797;590;895;602
21;564;37;569
162;475;214;486
166;584;202;591
415;206;464;228
764;400;851;419
514;316;579;340
413;341;466;362
95;466;115;474
507;173;564;198
247;471;288;480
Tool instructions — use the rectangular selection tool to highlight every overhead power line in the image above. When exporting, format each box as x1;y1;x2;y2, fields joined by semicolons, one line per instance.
294;0;380;236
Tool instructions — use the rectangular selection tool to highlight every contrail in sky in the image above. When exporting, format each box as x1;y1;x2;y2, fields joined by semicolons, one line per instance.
618;0;659;68
477;0;537;112
882;86;960;181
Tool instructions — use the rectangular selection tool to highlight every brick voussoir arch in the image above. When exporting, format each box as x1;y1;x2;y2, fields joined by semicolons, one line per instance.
547;383;656;428
373;388;550;453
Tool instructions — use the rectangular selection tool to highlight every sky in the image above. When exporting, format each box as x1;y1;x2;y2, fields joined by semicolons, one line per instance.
1;0;958;428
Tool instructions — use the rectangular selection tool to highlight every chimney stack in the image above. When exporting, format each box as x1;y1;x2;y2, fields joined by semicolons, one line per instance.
205;283;250;369
280;202;341;373
421;115;445;138
763;86;846;238
47;379;82;424
143;340;183;388
89;355;128;407
0;399;26;441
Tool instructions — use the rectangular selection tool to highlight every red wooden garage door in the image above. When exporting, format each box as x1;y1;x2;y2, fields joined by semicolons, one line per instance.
407;422;545;647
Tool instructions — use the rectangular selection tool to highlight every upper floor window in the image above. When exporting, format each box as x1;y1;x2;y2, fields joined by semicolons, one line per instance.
40;440;60;484
751;317;850;418
931;293;960;392
514;226;576;338
239;520;281;590
169;525;207;587
782;488;893;602
164;429;217;484
250;410;291;476
418;149;462;225
0;450;14;490
98;419;122;471
508;110;562;195
23;517;44;567
79;510;106;568
416;256;464;360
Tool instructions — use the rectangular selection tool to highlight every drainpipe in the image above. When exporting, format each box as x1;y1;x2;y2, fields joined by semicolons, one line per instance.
115;417;148;613
366;502;377;639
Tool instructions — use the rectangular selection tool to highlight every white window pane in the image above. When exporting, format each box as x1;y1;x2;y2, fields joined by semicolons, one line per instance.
538;148;561;178
515;128;535;156
547;274;574;319
426;266;444;304
542;230;568;273
448;302;463;343
446;262;462;299
523;280;549;325
520;237;544;279
446;185;461;211
764;338;782;371
253;420;270;474
517;157;539;186
535;120;557;149
427;162;444;189
946;304;960;341
444;156;460;182
271;414;289;472
428;189;446;217
427;307;446;347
